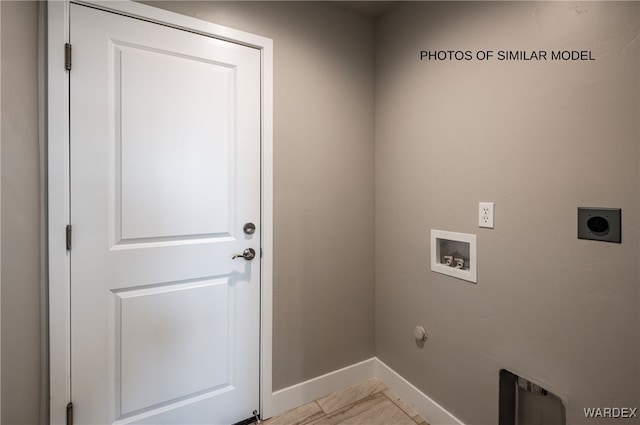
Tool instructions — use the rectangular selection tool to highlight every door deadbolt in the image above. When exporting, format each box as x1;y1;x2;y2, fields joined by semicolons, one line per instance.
232;248;256;261
243;222;256;235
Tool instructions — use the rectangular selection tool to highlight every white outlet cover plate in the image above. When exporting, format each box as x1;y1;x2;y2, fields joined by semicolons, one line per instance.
479;202;494;228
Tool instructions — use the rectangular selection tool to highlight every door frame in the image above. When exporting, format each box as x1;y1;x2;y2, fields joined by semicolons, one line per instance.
47;1;274;423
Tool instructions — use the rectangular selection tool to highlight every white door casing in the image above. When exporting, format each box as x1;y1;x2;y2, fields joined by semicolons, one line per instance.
48;1;274;424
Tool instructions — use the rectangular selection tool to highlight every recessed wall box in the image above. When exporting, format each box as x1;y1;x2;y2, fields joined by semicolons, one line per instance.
431;230;477;283
577;207;621;243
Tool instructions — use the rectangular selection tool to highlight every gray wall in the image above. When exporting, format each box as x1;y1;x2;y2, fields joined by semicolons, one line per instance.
1;1;376;420
375;2;639;424
1;1;42;424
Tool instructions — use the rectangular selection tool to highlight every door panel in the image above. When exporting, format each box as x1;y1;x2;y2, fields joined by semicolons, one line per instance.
117;43;234;241
117;279;231;415
70;4;261;424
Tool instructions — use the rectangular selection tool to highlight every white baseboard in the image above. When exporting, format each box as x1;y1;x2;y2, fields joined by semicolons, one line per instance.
270;357;464;425
271;357;377;417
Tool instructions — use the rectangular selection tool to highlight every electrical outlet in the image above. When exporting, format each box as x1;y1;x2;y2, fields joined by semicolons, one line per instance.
479;202;494;228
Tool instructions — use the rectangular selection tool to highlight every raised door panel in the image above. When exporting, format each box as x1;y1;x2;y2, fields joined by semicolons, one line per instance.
115;279;232;416
116;43;235;242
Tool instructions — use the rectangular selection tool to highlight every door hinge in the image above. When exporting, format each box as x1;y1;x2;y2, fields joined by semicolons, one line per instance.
65;43;72;71
66;402;73;425
66;225;72;251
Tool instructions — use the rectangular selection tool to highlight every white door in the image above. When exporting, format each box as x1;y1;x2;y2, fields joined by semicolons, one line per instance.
69;4;261;424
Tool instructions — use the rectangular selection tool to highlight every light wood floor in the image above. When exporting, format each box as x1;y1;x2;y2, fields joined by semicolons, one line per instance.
264;378;429;425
